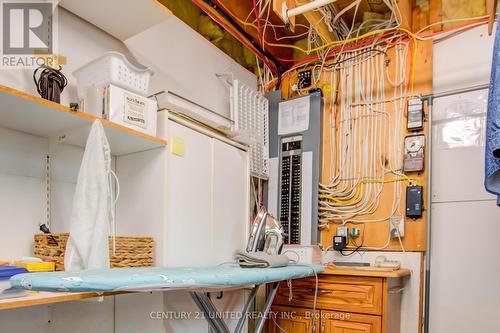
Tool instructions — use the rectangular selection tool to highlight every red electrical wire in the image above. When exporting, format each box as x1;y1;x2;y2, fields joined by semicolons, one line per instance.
192;0;490;86
191;0;278;74
267;30;412;90
252;0;263;45
270;17;491;87
419;17;489;38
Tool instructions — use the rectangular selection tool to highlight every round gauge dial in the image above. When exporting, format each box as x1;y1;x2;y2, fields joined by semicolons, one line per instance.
407;137;422;153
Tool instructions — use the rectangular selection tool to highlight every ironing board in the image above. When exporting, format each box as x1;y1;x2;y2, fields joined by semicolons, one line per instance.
10;264;324;333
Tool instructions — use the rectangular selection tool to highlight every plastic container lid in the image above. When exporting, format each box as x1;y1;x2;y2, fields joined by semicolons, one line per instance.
0;266;28;280
14;261;55;272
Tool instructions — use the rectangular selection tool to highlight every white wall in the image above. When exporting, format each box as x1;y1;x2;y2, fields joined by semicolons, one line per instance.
429;24;500;332
0;8;127;332
124;15;257;119
0;4;255;333
0;8;132;106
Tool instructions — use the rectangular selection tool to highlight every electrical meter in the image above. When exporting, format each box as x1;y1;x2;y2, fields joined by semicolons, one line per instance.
403;135;425;172
407;98;424;131
406;185;423;218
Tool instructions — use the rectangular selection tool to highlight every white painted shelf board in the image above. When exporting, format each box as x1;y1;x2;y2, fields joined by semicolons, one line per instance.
0;85;166;155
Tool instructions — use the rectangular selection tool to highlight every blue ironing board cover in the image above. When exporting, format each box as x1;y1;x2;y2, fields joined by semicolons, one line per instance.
10;264;324;292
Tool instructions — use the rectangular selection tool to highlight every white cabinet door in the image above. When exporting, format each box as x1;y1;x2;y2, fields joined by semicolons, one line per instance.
165;121;248;266
211;139;249;265
165;121;213;267
164;120;249;333
211;139;249;333
164;121;213;333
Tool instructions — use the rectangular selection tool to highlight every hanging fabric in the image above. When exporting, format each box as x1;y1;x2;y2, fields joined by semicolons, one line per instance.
485;17;500;206
65;120;118;271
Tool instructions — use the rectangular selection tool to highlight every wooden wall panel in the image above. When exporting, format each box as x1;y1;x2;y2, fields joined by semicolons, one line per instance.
280;38;433;252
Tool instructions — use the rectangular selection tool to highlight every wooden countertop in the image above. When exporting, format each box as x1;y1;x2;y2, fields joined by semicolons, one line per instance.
0;291;129;311
322;265;412;278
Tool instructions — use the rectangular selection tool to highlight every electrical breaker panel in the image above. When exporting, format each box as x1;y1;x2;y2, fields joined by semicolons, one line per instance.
279;136;303;243
265;91;323;245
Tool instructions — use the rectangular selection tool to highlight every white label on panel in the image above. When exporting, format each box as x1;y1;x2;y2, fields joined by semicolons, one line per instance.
301;152;312;245
278;96;310;135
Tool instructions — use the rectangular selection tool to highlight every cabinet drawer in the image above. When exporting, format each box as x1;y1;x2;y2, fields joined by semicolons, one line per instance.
274;275;383;315
268;306;320;333
321;310;381;333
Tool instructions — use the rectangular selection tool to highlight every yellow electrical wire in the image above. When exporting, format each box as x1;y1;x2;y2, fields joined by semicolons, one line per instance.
267;27;417;92
399;28;418;94
320;176;421;205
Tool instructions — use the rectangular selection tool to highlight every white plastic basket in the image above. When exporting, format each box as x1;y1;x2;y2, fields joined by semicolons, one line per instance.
73;52;153;98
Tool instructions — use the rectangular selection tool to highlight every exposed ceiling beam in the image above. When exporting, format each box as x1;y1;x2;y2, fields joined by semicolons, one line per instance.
272;0;336;42
295;0;336;43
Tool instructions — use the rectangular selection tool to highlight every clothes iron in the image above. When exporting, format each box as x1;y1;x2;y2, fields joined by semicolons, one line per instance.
246;207;284;255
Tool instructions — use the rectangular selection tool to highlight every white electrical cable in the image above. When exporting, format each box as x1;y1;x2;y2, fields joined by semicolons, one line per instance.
316;38;411;252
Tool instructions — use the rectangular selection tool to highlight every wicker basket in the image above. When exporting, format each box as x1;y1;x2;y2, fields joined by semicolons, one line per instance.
34;233;154;271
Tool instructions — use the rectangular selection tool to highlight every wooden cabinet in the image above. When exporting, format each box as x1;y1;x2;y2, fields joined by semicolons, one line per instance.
321;311;381;333
270;307;382;333
269;269;409;333
269;306;319;333
275;275;383;315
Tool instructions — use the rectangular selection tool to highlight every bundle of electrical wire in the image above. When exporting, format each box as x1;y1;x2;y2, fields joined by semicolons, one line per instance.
318;40;413;223
33;65;67;103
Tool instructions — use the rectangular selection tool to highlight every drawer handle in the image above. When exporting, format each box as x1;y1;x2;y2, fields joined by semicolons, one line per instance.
389;287;405;294
306;288;333;295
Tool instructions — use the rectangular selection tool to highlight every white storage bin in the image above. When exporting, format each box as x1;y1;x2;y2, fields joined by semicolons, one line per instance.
73;52;153;98
82;84;158;137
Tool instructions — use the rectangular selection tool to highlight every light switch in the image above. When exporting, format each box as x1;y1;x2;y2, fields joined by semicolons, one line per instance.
170;136;185;157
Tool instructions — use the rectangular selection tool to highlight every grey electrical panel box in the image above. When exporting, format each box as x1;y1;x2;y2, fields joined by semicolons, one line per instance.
265;91;323;245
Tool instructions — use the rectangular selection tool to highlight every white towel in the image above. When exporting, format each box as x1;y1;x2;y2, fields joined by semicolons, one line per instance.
64;120;116;271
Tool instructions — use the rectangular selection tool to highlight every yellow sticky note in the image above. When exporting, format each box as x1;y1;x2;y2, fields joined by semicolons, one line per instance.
171;136;185;157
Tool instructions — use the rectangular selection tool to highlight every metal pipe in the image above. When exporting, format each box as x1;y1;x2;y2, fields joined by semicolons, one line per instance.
167;113;248;151
287;0;338;18
421;83;489;100
422;96;433;333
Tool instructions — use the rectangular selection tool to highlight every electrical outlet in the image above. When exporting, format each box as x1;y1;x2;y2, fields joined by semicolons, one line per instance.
390;216;404;238
297;69;312;89
336;226;349;237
